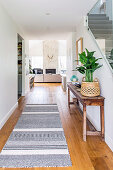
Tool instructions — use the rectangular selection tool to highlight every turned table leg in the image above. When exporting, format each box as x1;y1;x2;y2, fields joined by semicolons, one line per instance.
83;104;87;141
76;99;79;106
68;88;70;108
100;105;105;140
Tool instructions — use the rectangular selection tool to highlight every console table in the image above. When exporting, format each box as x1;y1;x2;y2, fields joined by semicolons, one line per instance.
67;82;105;141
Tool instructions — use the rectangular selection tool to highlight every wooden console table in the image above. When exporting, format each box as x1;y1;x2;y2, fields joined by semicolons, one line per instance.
67;82;105;141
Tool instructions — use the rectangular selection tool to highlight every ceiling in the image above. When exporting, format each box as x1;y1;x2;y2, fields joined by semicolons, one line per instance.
0;0;97;40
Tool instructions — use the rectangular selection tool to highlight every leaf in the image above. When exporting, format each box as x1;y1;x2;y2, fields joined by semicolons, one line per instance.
76;66;86;74
92;64;103;72
79;52;87;64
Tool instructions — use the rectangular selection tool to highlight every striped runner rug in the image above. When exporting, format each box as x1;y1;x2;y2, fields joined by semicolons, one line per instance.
0;104;72;168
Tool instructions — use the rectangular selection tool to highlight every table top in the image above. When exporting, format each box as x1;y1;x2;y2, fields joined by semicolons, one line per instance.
67;82;105;101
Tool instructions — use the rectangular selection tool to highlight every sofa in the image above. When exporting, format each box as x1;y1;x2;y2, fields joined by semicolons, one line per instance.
34;74;62;83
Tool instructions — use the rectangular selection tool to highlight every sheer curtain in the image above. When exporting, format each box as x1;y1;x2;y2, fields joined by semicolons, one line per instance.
31;56;43;69
58;56;66;74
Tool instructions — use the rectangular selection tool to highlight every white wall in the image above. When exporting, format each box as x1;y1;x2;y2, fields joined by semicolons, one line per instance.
96;39;105;55
67;19;113;151
0;3;29;129
29;40;43;56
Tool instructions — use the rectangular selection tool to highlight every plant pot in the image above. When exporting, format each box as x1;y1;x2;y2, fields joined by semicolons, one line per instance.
81;78;100;97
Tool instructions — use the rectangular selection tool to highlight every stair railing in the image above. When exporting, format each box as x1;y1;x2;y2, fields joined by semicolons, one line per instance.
86;0;113;73
85;19;113;73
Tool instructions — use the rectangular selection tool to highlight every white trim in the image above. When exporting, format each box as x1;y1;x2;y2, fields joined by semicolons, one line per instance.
22;112;59;114
105;134;113;152
0;102;18;129
1;149;69;155
13;128;63;132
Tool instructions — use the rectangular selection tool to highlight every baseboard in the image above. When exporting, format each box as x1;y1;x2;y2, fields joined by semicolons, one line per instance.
0;102;18;129
105;134;113;152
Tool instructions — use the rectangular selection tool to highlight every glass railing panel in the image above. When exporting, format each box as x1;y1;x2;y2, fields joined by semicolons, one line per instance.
89;0;106;15
88;0;113;70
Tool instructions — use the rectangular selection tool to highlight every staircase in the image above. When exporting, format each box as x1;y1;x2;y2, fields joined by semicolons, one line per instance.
88;13;113;69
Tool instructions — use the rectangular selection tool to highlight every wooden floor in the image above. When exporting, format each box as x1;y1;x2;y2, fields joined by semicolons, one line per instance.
0;83;113;170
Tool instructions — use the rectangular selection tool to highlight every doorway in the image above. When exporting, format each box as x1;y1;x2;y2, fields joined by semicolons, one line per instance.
17;34;24;99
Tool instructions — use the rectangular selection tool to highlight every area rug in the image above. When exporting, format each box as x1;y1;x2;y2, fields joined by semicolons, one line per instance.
0;104;72;168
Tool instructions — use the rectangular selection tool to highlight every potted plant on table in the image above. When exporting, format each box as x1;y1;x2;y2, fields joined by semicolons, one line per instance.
76;48;103;97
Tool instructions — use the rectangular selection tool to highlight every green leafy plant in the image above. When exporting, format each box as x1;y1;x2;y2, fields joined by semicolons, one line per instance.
108;49;113;69
76;48;102;82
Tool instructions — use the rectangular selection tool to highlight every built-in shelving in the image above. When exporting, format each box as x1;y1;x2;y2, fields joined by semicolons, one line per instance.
18;36;23;99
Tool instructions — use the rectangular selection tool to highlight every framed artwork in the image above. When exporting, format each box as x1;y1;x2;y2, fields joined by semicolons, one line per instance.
76;37;83;65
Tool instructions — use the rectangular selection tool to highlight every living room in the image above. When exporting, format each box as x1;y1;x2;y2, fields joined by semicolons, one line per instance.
29;40;67;84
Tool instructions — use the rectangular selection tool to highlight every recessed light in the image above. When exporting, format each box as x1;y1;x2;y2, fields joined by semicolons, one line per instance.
46;13;51;16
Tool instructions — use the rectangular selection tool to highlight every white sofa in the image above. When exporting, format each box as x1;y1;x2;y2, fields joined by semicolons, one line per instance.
34;74;62;83
34;74;43;83
44;74;61;83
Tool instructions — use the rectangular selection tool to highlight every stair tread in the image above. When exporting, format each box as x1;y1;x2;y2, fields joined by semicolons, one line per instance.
88;20;112;24
92;31;112;34
88;18;109;21
89;26;112;29
89;23;112;25
91;28;113;30
88;14;106;16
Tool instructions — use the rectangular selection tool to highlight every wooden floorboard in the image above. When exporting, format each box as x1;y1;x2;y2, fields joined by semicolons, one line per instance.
0;83;113;170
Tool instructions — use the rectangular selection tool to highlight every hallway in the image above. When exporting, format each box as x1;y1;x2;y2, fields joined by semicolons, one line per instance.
0;83;113;170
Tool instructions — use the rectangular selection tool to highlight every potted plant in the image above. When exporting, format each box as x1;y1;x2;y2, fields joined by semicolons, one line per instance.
76;48;102;97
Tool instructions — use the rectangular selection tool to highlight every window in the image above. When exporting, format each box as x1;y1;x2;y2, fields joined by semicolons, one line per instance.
59;56;66;74
31;56;43;69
